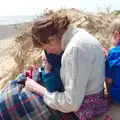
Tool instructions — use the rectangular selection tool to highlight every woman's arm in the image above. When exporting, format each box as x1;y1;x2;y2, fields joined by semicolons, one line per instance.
43;47;93;112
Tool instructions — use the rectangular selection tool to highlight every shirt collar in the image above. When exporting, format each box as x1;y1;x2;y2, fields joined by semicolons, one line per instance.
61;25;79;51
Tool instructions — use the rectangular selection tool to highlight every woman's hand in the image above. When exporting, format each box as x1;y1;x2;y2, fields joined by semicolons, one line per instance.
25;77;39;92
25;77;46;96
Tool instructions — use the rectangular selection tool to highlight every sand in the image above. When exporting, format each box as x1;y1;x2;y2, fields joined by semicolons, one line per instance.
0;24;21;40
0;38;15;76
0;24;20;81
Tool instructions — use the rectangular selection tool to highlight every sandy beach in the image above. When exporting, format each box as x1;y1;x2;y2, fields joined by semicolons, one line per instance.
0;24;20;40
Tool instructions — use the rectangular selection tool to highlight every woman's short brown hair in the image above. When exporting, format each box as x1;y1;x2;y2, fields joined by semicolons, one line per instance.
31;13;70;48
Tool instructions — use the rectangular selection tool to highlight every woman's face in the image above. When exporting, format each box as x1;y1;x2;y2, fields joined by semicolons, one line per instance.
42;35;63;55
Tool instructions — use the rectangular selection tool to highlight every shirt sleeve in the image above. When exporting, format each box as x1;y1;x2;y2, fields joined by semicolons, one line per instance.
43;47;93;112
105;51;114;79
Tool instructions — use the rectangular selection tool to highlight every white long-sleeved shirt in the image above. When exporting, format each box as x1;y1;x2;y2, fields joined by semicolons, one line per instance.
43;25;105;113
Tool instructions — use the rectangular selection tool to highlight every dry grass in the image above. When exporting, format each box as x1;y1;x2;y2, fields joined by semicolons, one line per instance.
1;8;120;89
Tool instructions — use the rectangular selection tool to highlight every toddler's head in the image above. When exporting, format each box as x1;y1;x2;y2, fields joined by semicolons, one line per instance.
109;18;120;46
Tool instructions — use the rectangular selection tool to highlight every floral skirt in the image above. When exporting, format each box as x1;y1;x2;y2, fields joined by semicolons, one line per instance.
74;90;109;120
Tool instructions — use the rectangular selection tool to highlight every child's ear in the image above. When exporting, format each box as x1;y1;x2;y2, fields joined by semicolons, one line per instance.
114;31;120;40
118;32;120;39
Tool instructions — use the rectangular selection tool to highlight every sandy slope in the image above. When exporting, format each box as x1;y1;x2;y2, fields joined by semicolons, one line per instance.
0;24;20;79
0;37;15;76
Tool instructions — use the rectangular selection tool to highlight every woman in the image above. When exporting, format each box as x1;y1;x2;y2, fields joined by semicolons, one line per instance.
25;13;109;120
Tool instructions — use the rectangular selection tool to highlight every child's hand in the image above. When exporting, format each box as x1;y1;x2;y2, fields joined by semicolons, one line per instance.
106;78;113;84
103;48;108;59
41;50;52;73
43;63;52;73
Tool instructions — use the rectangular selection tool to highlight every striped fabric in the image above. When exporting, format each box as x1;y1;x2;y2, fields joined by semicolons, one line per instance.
0;80;78;120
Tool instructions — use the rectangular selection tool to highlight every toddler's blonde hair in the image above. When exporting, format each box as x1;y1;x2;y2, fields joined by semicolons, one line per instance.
109;18;120;34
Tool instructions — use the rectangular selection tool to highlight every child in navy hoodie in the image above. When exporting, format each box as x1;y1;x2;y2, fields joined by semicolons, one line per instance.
17;50;64;92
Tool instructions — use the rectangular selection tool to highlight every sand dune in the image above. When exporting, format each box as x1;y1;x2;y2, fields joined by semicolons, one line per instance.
0;37;16;78
0;24;20;78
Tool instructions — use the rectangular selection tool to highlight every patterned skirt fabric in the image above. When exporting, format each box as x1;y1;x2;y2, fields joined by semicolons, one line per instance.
0;80;78;120
74;90;109;120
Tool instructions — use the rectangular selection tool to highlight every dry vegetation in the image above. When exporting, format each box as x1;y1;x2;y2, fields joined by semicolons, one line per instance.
1;8;120;88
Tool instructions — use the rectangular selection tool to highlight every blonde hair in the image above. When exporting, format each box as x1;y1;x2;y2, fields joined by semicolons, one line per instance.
109;18;120;34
